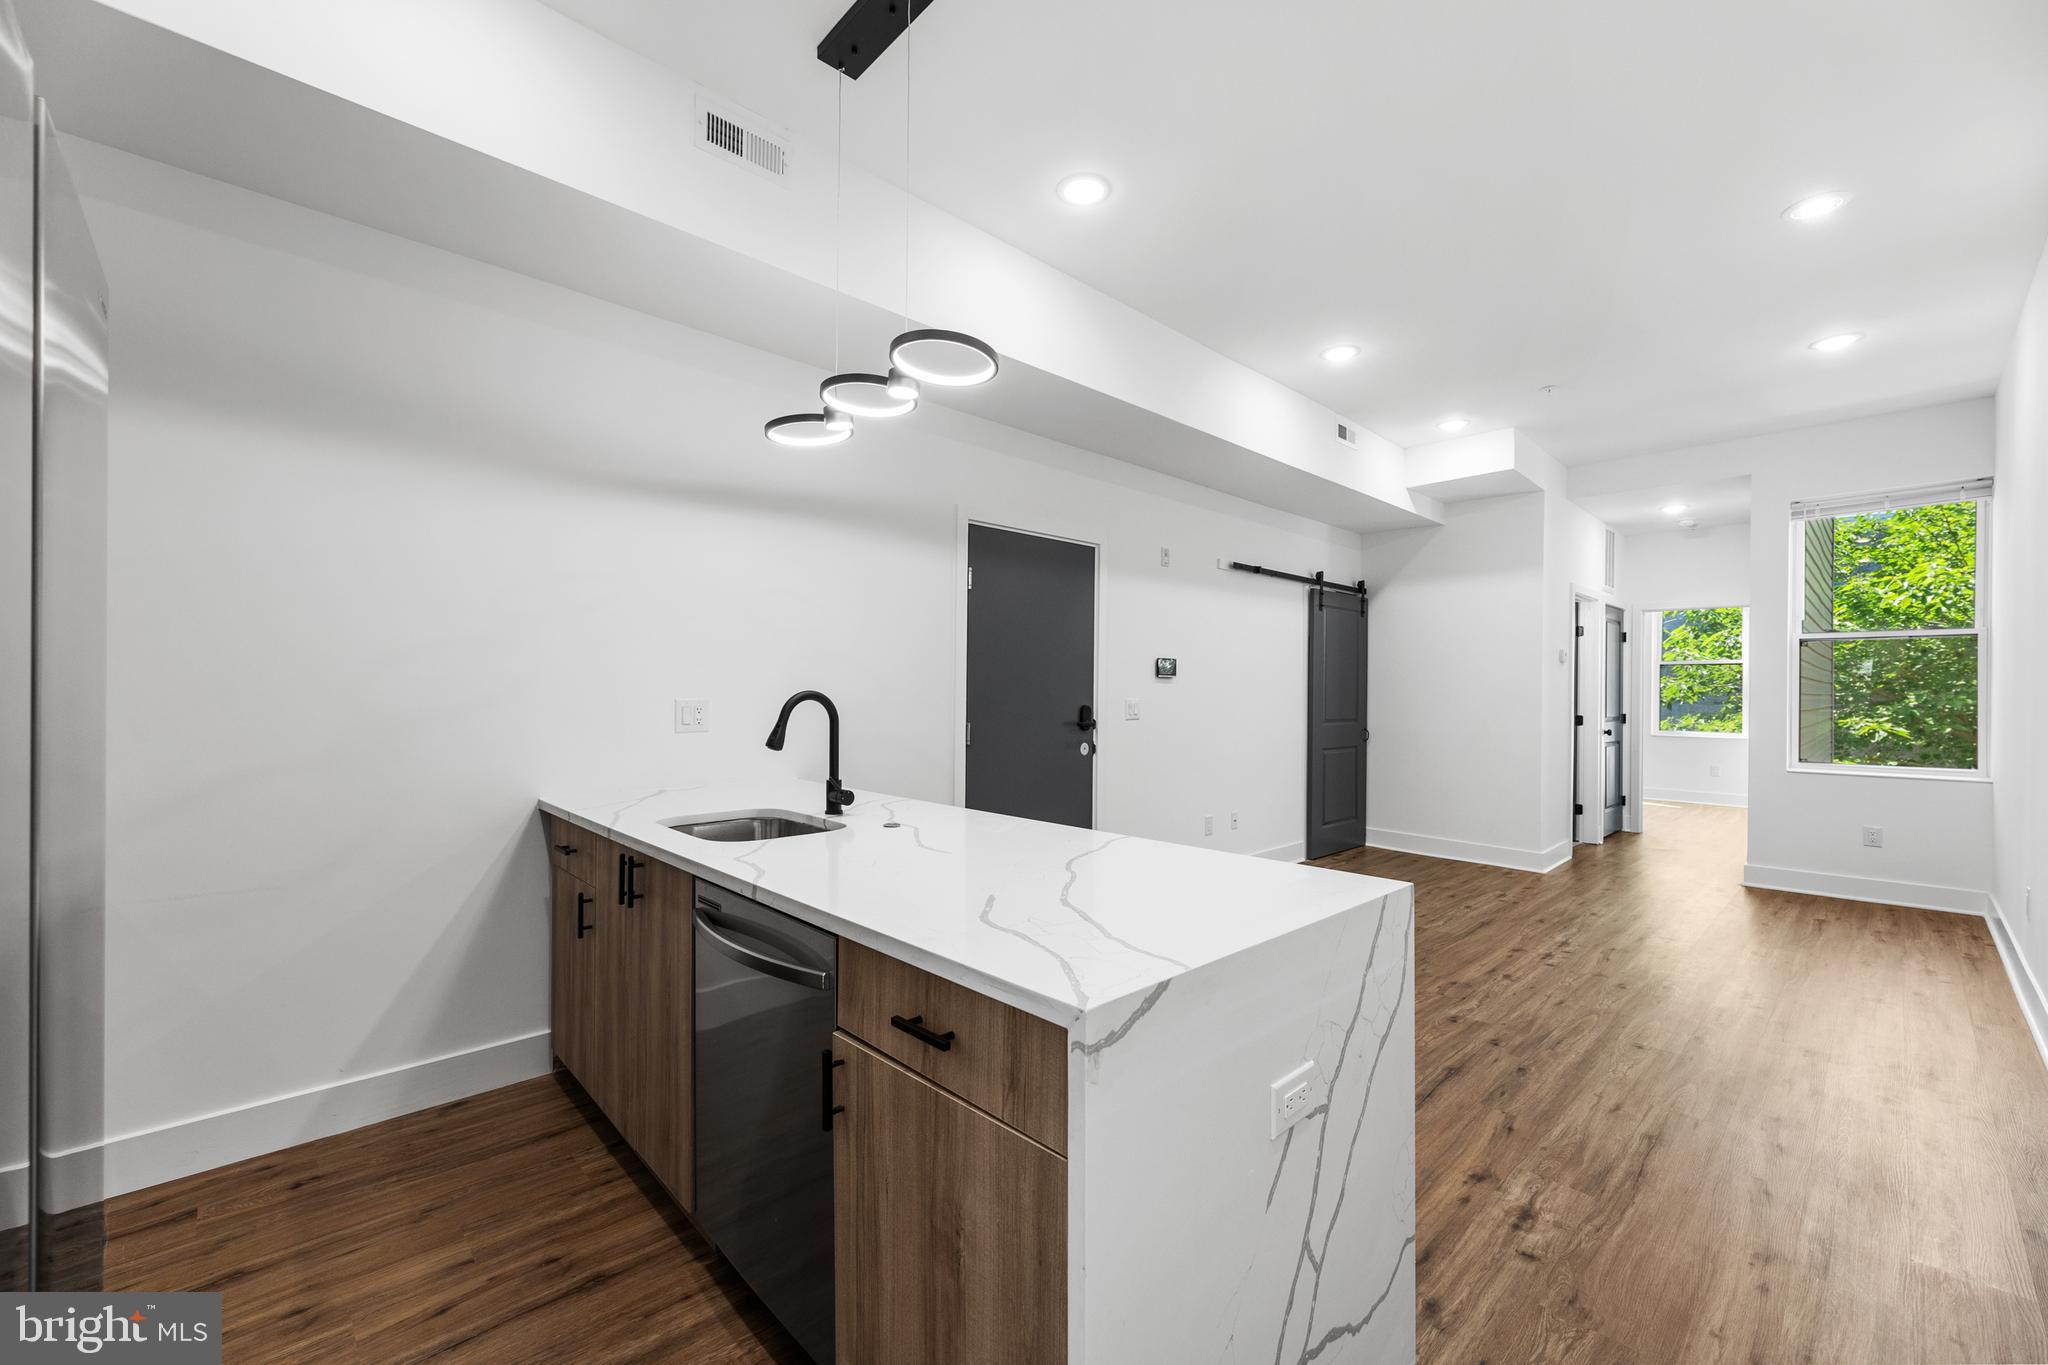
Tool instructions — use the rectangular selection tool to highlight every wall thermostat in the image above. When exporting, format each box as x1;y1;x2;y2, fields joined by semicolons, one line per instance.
1154;657;1177;680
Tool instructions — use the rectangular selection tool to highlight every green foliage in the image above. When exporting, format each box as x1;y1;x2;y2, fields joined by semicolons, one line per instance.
1660;663;1742;732
1661;607;1744;663
1659;608;1744;732
1807;500;1979;769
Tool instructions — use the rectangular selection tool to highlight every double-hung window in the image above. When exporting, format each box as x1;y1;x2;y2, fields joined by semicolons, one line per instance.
1658;608;1745;733
1791;479;1990;774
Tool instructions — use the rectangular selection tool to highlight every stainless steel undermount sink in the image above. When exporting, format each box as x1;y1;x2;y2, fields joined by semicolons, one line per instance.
666;810;842;842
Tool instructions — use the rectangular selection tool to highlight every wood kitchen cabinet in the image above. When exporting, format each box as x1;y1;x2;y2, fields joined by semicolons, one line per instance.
542;816;695;1209
831;1033;1066;1365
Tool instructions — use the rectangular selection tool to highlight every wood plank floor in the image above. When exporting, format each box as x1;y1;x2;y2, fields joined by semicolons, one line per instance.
1314;801;2048;1365
99;802;2048;1363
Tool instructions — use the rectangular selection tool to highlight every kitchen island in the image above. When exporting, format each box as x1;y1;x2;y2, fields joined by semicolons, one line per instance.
539;779;1415;1365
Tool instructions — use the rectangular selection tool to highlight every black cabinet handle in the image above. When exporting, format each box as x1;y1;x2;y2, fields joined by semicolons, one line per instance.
821;1048;846;1131
554;843;578;857
575;891;594;939
890;1014;956;1052
619;854;646;906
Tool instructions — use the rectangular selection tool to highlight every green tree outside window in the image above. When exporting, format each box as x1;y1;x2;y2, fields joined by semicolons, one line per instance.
1659;607;1744;733
1796;498;1980;770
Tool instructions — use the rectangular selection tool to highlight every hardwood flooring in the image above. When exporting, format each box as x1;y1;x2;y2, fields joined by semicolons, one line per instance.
97;802;2048;1363
1314;801;2048;1365
103;1075;805;1364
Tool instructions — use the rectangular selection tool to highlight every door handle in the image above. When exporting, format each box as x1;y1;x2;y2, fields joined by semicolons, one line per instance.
1603;729;1613;736
575;891;593;939
554;843;578;858
821;1048;846;1132
694;907;834;991
1073;704;1097;732
890;1014;956;1052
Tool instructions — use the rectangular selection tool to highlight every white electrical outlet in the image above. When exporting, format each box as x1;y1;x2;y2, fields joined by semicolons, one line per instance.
1230;811;1240;830
1159;547;1172;567
1270;1060;1322;1139
1861;825;1883;848
1124;699;1140;721
674;699;709;733
1708;764;1720;778
1203;814;1214;837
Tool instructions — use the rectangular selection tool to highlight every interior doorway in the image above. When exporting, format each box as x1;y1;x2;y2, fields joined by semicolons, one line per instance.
1573;593;1635;846
1306;585;1369;858
963;523;1098;829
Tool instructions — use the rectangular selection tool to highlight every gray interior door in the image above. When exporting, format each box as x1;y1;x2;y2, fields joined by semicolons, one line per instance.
965;524;1095;828
1602;605;1626;837
1306;587;1368;859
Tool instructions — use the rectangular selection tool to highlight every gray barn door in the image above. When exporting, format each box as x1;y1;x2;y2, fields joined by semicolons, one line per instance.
1306;589;1368;859
966;525;1095;828
1602;605;1626;836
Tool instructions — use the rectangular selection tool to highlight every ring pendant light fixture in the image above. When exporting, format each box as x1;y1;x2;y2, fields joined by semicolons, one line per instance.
767;0;996;447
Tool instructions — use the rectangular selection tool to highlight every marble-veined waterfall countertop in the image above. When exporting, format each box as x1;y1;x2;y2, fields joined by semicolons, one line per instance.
538;779;1410;1029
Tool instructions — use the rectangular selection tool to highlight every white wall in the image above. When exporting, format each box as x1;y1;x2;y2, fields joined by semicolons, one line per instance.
1991;236;2048;1055
1574;399;1996;912
1359;492;1560;870
69;142;1367;1196
1621;523;1753;808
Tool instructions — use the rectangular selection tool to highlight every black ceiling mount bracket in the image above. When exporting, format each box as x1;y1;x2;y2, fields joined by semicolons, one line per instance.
818;0;936;80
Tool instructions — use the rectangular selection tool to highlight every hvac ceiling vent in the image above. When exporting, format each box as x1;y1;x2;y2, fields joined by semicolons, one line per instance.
1335;423;1360;447
697;96;790;181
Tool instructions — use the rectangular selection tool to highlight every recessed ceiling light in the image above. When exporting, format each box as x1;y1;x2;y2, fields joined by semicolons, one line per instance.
1662;502;1687;515
1320;343;1361;365
1810;332;1863;353
1056;173;1112;207
1437;417;1469;434
1679;518;1699;528
1783;191;1850;222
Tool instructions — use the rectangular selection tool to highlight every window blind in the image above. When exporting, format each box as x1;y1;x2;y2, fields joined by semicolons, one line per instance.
1789;477;1992;522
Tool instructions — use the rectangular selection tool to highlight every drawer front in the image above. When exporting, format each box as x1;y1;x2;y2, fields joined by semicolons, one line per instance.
541;813;601;880
838;940;1067;1154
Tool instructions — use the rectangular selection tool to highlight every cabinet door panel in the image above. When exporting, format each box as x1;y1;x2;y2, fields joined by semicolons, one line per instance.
548;870;601;1087
617;857;693;1208
834;1033;1064;1365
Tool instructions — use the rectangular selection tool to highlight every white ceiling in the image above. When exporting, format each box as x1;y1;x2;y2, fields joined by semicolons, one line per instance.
1572;475;1751;534
542;0;2048;464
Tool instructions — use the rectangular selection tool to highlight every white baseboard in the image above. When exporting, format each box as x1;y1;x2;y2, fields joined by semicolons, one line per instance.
1368;826;1572;874
1644;787;1748;808
1254;841;1306;863
41;1030;552;1211
1741;863;1990;917
1988;898;2048;1077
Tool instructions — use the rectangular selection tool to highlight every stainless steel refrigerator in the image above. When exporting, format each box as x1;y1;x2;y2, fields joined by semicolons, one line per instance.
1;0;109;1292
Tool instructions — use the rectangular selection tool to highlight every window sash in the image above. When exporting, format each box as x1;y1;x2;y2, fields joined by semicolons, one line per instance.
1787;492;1989;775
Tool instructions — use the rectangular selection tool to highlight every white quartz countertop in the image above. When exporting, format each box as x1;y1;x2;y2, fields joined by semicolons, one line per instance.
539;780;1409;1028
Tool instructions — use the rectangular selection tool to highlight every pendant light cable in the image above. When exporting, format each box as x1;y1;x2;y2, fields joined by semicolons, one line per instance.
834;64;844;372
902;8;911;329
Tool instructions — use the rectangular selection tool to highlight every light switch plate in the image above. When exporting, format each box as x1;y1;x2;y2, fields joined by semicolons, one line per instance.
1124;699;1140;720
1270;1060;1321;1139
674;699;709;733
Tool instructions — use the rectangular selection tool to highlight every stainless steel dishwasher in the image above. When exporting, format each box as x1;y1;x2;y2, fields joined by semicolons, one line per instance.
693;881;838;1365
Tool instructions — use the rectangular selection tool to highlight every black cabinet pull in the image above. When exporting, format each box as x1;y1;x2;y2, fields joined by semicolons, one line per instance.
575;891;594;939
554;843;578;857
618;854;646;907
890;1014;956;1052
821;1049;846;1131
